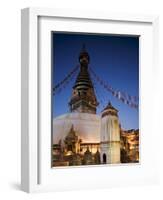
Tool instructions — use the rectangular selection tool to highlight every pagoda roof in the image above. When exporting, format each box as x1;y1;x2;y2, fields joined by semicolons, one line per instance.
102;101;118;112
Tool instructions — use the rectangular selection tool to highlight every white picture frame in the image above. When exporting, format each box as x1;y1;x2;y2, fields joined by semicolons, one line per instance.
21;7;159;193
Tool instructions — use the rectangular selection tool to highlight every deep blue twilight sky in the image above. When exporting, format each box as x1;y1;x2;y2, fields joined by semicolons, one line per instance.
52;33;139;130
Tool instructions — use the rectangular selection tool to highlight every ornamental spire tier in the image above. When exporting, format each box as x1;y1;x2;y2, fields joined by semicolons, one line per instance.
69;45;99;114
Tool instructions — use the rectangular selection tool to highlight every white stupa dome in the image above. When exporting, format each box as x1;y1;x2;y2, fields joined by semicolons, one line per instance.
53;112;101;144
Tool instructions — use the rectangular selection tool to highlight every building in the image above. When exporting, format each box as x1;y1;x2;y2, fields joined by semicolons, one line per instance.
120;129;139;163
52;46;139;167
100;102;121;164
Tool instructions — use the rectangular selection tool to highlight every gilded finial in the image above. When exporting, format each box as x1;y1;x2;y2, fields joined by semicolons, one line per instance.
81;43;86;52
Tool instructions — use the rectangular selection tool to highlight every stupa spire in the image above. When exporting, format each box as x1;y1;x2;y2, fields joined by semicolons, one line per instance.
69;45;98;114
81;43;86;52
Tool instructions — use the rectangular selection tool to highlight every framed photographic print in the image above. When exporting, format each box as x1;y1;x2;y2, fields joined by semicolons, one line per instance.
21;8;159;193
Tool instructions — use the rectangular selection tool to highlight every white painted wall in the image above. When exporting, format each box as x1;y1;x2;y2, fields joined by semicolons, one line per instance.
0;0;163;199
100;115;120;142
100;113;120;163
